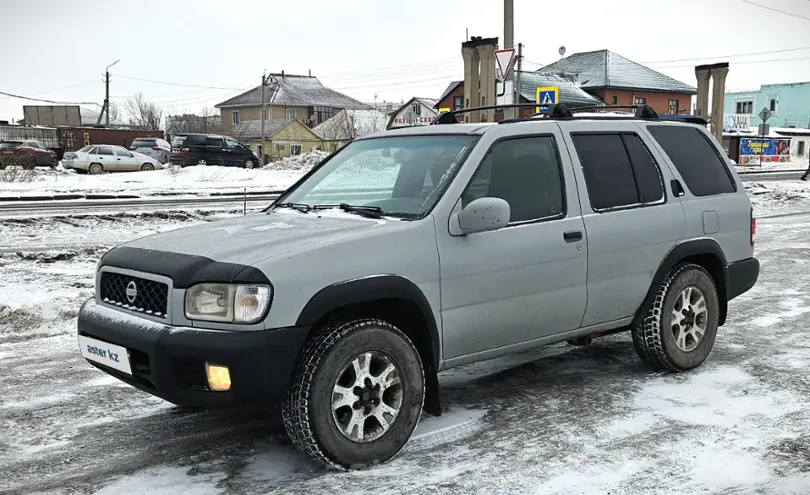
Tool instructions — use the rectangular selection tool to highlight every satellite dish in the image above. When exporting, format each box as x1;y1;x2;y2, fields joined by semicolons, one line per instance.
558;46;566;57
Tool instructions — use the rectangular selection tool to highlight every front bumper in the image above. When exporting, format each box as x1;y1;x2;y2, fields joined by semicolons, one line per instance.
77;298;309;409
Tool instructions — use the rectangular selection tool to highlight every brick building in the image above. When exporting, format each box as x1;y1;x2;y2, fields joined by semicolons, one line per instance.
540;50;696;115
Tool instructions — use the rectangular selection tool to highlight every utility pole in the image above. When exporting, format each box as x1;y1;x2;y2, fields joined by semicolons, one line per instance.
260;71;267;166
504;0;514;119
104;60;119;127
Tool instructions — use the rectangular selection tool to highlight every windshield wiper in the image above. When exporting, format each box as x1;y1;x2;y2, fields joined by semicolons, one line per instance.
337;203;384;218
274;202;311;213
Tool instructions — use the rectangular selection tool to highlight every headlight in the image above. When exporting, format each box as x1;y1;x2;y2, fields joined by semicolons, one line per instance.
184;283;271;324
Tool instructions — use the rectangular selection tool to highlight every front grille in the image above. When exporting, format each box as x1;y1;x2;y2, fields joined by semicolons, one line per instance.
100;271;169;318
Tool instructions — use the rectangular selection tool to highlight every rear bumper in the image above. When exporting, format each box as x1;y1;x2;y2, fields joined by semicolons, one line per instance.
725;257;760;301
77;298;310;410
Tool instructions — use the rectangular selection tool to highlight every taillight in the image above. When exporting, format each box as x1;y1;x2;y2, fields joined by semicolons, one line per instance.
750;207;756;247
180;147;189;153
152;146;161;151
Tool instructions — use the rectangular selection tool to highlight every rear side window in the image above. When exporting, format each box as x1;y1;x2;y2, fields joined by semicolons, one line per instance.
97;146;114;155
171;136;187;147
646;125;735;196
571;133;665;210
206;137;223;147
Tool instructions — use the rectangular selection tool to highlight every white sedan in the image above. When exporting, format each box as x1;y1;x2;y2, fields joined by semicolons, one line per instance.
62;145;161;174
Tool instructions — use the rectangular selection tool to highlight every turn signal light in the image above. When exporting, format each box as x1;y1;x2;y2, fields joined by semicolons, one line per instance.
205;363;231;392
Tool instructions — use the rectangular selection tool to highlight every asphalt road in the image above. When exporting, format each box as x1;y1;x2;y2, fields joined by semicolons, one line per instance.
1;213;809;494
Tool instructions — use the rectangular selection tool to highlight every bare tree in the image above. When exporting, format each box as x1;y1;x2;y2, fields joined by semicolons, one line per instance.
125;92;164;130
108;103;121;123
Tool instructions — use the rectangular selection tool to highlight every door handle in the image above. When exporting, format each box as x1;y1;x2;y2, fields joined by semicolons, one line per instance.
563;230;583;243
671;179;685;197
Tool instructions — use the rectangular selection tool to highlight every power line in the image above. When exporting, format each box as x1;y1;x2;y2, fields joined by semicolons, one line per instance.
644;46;810;64
0;90;98;106
738;0;810;21
652;55;810;69
330;74;460;91
110;73;246;91
318;57;457;77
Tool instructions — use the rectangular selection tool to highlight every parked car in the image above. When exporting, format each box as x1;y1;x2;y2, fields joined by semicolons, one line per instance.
0;140;58;169
130;137;171;164
170;133;259;168
62;144;161;174
77;103;759;470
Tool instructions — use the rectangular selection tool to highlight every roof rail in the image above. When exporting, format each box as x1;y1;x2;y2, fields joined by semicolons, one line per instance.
552;104;660;119
432;103;552;125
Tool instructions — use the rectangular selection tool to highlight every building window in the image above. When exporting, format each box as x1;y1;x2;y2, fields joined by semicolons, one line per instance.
767;96;778;114
735;100;754;114
276;144;285;152
633;97;646;105
798;141;806;157
263;107;268;120
286;108;297;120
611;96;618;105
290;144;302;156
453;95;463;111
411;103;421;116
668;100;679;114
231;111;240;125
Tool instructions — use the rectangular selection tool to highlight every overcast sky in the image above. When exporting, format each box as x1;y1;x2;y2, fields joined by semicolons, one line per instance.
1;0;810;123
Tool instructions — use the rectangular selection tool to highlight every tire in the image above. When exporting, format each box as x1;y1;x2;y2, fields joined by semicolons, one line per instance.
24;156;37;170
141;163;155;171
283;319;425;470
88;163;103;175
197;159;207;166
244;158;255;169
632;263;719;372
50;157;59;169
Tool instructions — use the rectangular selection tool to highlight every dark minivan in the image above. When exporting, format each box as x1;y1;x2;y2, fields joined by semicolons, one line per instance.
170;133;259;168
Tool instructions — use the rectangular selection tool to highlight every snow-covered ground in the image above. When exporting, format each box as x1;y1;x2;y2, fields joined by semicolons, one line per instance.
736;156;808;173
1;187;810;494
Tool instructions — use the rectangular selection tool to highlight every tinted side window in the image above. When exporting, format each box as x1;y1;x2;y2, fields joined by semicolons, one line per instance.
97;146;114;155
572;134;639;210
647;125;735;196
462;136;564;223
206;137;223;147
622;134;664;203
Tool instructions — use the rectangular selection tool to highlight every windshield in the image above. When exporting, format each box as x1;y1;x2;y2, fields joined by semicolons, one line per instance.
278;135;478;217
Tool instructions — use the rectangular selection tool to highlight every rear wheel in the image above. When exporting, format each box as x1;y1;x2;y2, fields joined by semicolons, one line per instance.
197;158;207;166
50;157;58;169
632;264;719;372
88;163;103;175
283;319;425;470
141;163;155;171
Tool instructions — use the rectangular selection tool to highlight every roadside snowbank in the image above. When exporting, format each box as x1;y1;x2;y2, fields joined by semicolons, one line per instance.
736;157;808;173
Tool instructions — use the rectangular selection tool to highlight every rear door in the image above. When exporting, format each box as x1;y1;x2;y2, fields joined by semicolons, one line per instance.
561;121;687;327
204;136;226;165
95;146;116;171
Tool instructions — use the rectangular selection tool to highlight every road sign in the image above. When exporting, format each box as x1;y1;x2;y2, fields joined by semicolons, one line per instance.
759;107;772;122
494;48;516;80
758;123;770;136
535;86;559;114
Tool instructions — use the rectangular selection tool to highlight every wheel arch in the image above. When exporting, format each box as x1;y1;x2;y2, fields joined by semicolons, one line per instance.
634;238;728;328
295;275;443;416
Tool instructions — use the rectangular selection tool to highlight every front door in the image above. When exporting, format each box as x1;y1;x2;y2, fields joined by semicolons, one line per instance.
113;146;138;171
437;130;588;362
224;136;246;166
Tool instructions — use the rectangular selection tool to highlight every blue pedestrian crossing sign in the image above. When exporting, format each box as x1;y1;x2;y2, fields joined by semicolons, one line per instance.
535;86;559;114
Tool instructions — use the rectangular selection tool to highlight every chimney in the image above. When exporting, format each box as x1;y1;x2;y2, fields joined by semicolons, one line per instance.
309;69;312;77
281;70;285;77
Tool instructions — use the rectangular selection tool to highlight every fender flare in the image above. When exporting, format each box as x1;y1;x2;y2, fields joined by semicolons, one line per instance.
633;238;728;327
295;275;441;370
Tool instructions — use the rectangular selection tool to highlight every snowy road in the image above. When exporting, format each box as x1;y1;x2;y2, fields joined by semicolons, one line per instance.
1;211;810;494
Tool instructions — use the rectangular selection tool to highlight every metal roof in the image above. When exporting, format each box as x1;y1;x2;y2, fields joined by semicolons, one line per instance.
539;50;696;94
216;74;368;109
231;119;295;139
517;71;604;107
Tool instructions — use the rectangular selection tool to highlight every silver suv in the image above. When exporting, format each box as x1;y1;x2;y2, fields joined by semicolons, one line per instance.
77;104;759;470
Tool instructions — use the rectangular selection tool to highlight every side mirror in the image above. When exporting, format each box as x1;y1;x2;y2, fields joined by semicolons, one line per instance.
455;197;510;235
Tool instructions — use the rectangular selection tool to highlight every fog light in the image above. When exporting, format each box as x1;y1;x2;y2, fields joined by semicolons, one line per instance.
205;363;231;392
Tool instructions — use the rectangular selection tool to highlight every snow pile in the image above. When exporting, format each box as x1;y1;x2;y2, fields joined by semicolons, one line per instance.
263;150;329;172
745;180;810;216
736;157;808;173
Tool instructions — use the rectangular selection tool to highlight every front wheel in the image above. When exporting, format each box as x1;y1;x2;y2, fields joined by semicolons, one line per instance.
283;319;425;470
141;163;155;171
244;158;255;169
632;263;719;372
51;157;59;169
24;156;37;170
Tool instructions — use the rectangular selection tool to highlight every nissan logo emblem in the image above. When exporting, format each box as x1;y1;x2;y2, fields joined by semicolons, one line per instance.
125;281;138;304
